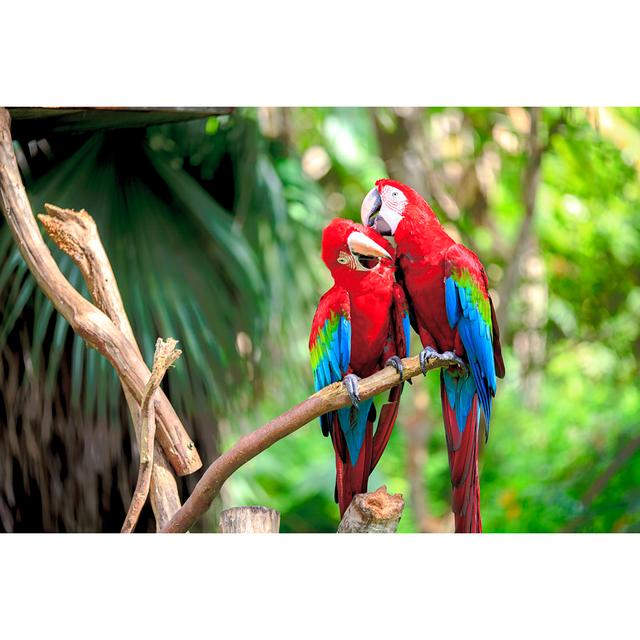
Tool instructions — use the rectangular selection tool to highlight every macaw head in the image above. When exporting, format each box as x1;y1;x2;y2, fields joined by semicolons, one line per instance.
360;178;427;235
321;218;394;286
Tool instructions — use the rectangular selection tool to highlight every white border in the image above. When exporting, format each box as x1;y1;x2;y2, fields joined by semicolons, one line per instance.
1;534;638;637
3;1;640;105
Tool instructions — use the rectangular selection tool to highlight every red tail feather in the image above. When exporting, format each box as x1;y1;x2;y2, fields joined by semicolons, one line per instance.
440;378;482;533
371;384;402;471
332;416;374;517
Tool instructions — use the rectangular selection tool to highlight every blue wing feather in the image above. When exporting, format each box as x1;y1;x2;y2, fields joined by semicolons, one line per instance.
402;311;411;358
311;294;369;461
311;294;352;438
444;275;496;438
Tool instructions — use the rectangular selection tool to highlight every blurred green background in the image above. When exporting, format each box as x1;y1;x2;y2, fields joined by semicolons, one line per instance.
1;107;639;533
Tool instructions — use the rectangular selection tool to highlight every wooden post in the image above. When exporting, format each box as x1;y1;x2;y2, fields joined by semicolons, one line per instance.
338;486;404;533
219;507;280;533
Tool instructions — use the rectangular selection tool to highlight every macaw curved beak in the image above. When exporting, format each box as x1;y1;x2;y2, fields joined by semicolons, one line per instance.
360;187;393;235
360;187;382;227
347;231;391;260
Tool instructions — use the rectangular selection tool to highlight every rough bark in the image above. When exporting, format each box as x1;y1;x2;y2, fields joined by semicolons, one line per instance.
219;507;280;533
162;352;455;532
0;107;201;477
122;338;182;533
39;203;182;529
337;486;404;533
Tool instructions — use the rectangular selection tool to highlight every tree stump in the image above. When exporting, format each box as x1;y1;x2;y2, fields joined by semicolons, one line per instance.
219;506;280;533
337;486;404;533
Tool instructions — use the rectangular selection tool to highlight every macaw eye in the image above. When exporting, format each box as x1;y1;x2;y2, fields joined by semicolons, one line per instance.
337;256;349;264
392;191;398;197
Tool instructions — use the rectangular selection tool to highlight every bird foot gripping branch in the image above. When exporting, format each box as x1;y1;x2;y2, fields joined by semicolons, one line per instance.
342;373;362;407
419;346;467;376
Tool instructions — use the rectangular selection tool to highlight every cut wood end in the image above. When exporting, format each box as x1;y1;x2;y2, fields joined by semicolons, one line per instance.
338;486;405;533
219;506;281;533
355;485;404;520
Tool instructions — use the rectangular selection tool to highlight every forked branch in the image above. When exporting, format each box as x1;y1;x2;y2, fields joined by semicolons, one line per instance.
122;338;182;533
0;107;201;477
39;203;182;528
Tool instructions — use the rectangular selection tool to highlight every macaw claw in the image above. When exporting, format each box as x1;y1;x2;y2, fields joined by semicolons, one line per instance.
343;373;361;407
420;347;467;375
385;355;406;380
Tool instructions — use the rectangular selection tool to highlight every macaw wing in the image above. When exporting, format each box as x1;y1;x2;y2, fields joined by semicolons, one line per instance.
444;244;497;437
309;287;351;436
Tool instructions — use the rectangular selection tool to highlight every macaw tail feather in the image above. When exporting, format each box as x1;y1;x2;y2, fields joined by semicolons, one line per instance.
331;384;404;518
371;384;403;471
440;370;482;533
332;412;374;517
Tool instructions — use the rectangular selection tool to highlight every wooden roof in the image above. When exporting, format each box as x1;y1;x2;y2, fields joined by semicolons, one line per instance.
8;107;233;138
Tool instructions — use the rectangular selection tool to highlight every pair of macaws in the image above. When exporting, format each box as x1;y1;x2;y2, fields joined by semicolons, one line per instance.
309;179;505;533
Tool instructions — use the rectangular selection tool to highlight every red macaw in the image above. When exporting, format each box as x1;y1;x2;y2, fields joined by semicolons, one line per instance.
309;218;411;516
361;180;505;533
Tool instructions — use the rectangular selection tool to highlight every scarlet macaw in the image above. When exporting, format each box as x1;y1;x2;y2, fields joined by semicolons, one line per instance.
361;180;505;532
309;218;410;516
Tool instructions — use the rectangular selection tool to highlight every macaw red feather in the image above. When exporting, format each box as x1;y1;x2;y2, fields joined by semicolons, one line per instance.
373;179;503;533
441;377;482;533
310;219;408;518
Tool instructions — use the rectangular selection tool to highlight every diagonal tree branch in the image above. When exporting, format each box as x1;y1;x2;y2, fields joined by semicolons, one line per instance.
122;338;182;533
161;353;455;533
0;107;201;477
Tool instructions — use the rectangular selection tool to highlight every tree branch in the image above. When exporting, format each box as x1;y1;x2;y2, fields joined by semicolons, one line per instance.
39;203;182;529
161;353;455;532
122;338;182;533
0;107;201;477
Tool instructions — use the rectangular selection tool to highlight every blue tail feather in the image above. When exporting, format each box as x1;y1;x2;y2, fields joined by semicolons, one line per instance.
338;398;374;465
443;369;479;433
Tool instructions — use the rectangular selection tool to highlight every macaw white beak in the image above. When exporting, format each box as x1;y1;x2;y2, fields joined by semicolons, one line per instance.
360;187;382;227
347;231;391;260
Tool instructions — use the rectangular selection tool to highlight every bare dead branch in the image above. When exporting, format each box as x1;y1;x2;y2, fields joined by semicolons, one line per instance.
0;108;201;477
122;338;182;533
38;203;183;529
219;506;280;533
161;353;455;533
337;486;404;533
